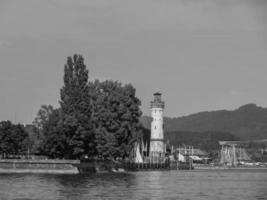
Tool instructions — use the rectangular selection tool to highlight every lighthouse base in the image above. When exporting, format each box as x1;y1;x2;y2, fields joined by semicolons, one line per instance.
150;140;164;153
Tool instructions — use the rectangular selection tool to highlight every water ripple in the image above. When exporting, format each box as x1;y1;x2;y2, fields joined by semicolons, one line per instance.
0;170;266;200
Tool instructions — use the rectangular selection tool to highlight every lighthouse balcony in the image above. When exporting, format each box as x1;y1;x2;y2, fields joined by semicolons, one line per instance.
150;101;165;109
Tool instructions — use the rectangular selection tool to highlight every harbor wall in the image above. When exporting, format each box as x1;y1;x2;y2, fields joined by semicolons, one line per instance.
77;160;125;173
0;159;80;174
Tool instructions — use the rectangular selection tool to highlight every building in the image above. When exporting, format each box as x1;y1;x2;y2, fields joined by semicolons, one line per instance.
150;92;165;156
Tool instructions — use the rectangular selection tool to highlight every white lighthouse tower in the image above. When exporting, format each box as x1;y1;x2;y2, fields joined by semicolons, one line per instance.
150;92;165;156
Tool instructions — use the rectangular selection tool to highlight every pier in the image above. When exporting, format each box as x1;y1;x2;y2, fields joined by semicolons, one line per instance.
123;160;170;171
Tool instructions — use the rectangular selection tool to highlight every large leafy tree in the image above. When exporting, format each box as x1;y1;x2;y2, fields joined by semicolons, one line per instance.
89;80;143;159
39;108;73;158
59;54;94;158
32;105;75;158
0;121;29;157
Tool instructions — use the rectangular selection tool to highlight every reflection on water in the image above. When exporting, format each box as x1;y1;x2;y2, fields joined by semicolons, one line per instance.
0;170;266;200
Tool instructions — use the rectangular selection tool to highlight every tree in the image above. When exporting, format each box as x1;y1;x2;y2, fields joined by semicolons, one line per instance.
35;55;94;159
89;80;143;159
0;121;29;157
59;54;94;158
32;105;55;153
38;108;71;158
33;105;54;132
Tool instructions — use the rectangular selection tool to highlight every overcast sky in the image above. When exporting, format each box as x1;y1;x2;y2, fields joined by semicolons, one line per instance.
0;0;267;124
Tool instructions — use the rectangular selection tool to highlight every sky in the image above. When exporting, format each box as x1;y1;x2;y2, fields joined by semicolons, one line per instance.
0;0;267;124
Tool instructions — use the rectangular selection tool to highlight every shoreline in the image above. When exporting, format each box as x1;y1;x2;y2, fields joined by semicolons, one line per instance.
1;159;266;174
194;166;267;170
0;159;80;174
0;168;79;174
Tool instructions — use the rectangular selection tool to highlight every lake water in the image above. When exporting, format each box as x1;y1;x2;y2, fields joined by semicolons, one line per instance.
0;169;266;200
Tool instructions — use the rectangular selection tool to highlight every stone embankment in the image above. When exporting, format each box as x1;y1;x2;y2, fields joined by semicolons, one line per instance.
0;159;80;174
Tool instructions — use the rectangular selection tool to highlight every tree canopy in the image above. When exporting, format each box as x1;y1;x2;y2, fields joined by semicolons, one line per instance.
0;121;29;157
89;80;142;159
35;54;143;160
59;54;94;158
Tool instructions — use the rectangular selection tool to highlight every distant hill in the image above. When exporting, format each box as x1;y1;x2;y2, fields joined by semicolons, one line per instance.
141;104;267;140
165;131;239;151
141;128;239;152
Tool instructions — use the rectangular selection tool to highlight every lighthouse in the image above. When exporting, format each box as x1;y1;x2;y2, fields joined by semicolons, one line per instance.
150;92;165;155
